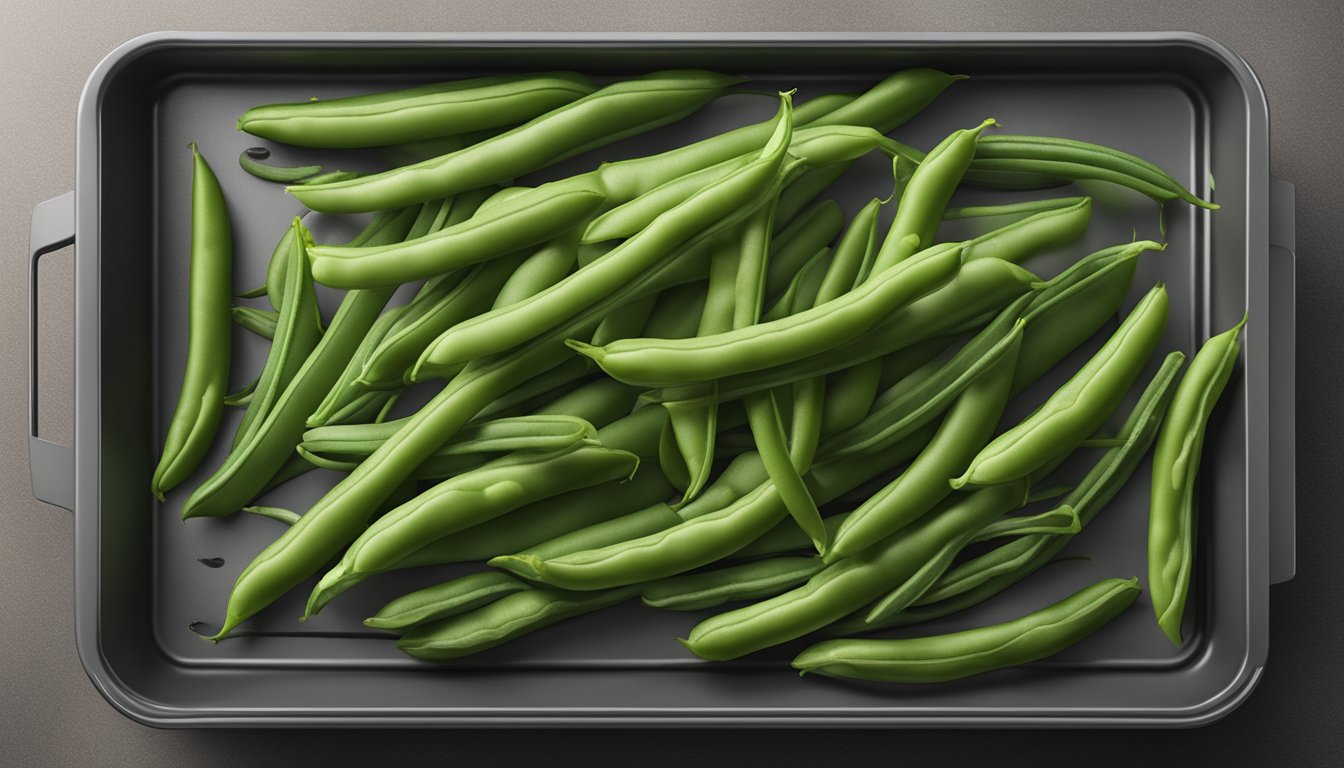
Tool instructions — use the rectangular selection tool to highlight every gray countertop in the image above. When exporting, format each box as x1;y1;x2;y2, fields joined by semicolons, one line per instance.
1;1;1340;765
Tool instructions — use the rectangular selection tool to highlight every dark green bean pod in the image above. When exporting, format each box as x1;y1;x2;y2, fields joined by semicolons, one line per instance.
151;144;234;500
365;571;530;633
973;505;1081;541
239;73;598;149
179;208;417;519
398;585;639;661
680;480;1028;661
953;281;1169;488
642;556;825;611
793;577;1141;682
1150;316;1245;645
942;195;1090;221
290;71;743;212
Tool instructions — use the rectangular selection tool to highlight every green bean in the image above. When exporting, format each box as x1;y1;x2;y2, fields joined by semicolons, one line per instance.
1150;316;1245;645
972;135;1218;209
826;331;1021;561
642;556;825;611
954;282;1169;488
238;148;322;183
641;280;710;340
493;427;933;591
231;306;279;340
257;452;317;497
307;300;407;428
839;352;1183;633
365;571;530;633
298;414;596;469
179;208;417;519
229;219;324;452
306;441;640;615
575;241;962;387
151;145;233;500
871;119;997;272
959;197;1092;263
309;189;604;289
398;585;639;661
655;257;1036;406
290;71;742;212
239;73;598;149
794;577;1141;682
390;462;674;569
681;480;1027;661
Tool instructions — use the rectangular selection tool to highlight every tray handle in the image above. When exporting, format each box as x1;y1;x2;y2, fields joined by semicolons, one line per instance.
1267;176;1295;585
29;192;75;511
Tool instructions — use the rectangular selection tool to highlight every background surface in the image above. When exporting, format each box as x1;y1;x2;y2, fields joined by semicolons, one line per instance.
1;1;1338;766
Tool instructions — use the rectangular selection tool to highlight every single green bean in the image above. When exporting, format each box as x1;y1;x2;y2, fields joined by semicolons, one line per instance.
642;556;825;611
954;282;1169;488
1150;316;1245;645
794;577;1141;682
398;585;639;661
239;73;598;149
871;119;997;272
365;571;530;632
151;144;233;500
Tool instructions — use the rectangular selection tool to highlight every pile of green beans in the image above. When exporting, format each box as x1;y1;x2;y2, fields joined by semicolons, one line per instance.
151;65;1240;685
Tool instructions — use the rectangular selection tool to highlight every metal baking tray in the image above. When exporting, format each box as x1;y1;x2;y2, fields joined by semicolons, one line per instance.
28;32;1296;727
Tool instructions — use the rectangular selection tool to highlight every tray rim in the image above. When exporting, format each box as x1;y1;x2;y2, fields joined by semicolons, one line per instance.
72;30;1272;728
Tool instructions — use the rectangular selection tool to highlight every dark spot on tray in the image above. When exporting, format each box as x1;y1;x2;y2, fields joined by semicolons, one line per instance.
198;557;226;568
